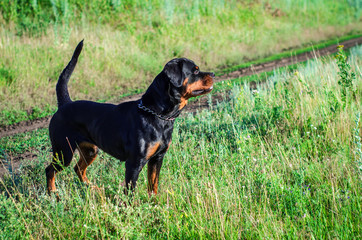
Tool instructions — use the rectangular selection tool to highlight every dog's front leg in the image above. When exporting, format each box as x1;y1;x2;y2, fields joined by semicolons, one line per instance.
147;152;165;196
123;159;144;196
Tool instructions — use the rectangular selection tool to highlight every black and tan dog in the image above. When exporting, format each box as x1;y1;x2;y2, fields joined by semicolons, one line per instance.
46;40;214;197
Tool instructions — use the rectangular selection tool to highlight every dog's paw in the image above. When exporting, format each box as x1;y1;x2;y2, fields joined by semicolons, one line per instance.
48;190;61;202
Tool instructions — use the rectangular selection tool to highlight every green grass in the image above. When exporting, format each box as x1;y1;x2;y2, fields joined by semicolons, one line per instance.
0;44;361;239
1;0;362;126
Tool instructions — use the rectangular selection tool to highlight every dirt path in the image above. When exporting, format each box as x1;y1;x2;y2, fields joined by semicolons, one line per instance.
1;36;362;139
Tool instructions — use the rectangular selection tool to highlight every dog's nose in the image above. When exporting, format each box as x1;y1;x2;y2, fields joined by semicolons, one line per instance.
210;72;215;78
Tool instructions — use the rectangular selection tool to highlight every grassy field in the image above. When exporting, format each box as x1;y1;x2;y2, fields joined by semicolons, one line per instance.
0;44;361;239
1;0;362;125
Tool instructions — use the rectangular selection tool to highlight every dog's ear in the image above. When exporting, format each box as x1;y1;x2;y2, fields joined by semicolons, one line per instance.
163;59;184;87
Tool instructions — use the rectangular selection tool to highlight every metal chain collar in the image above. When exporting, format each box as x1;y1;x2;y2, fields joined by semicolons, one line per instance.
138;100;175;121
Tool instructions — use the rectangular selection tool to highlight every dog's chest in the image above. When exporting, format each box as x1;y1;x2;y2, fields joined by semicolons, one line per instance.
140;122;173;158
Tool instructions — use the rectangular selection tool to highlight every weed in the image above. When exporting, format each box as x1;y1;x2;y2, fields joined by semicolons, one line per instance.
0;65;15;86
335;45;356;104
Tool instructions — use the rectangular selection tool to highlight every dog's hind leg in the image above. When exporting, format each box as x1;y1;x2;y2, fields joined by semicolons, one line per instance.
46;142;75;197
74;142;99;188
45;162;58;195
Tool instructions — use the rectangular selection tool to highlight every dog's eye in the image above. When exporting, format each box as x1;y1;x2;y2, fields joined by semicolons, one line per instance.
194;69;199;75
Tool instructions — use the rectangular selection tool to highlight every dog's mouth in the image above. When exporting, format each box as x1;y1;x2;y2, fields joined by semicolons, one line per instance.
192;86;213;96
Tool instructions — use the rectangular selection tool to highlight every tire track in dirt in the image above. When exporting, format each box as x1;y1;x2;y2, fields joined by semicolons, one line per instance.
1;36;362;139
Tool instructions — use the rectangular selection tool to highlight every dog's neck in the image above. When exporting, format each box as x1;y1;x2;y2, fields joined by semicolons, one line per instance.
141;72;183;120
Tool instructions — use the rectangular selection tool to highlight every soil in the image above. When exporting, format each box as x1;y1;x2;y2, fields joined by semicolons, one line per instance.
1;36;362;177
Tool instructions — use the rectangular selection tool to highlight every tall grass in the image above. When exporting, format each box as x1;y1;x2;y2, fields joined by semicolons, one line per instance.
354;112;362;180
1;0;362;126
0;44;361;239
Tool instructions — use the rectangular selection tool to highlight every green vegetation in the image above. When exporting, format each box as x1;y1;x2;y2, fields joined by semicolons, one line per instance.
1;0;362;126
1;44;361;239
336;44;357;104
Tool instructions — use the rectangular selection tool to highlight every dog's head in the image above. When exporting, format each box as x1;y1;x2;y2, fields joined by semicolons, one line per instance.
163;58;214;100
142;58;214;115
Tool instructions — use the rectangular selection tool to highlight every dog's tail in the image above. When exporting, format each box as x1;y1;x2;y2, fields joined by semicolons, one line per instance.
56;40;83;107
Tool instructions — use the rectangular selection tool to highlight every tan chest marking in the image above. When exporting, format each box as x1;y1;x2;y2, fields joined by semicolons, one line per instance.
146;142;161;160
179;98;188;110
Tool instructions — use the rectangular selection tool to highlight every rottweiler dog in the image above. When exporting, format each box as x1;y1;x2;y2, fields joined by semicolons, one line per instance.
46;40;214;197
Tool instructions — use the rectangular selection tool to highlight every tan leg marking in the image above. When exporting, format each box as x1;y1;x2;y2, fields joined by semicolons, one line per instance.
146;142;162;195
147;163;159;195
47;170;57;194
74;142;98;186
